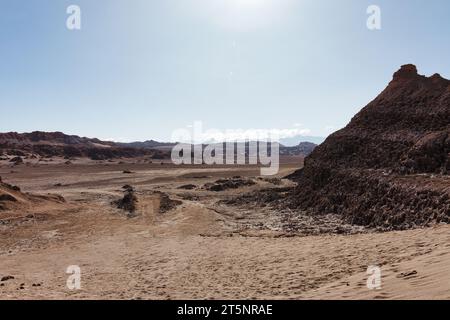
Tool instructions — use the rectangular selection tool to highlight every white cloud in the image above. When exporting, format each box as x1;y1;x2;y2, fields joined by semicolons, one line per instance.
172;122;312;143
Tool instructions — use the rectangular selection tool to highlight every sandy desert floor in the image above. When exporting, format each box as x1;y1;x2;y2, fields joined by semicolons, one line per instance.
1;157;450;300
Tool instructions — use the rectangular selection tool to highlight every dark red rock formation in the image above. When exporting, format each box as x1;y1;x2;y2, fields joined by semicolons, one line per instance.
283;65;450;230
300;64;449;175
0;131;168;160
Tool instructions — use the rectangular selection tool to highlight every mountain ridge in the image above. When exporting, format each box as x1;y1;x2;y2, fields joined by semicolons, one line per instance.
0;131;154;160
0;131;318;160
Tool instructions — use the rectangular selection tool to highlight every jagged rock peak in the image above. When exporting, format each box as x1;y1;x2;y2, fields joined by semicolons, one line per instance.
390;64;449;85
392;64;419;81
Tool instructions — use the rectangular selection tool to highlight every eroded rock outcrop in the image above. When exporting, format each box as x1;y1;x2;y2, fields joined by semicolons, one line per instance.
284;65;450;229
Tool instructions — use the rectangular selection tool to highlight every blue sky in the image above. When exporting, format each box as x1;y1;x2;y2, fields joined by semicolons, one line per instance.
0;0;449;142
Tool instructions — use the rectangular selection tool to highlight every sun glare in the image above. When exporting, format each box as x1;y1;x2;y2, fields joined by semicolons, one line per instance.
201;0;292;31
230;0;270;10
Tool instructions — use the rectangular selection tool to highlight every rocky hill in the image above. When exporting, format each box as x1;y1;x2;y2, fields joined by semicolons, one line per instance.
285;65;450;230
299;64;449;174
0;131;161;160
235;65;450;231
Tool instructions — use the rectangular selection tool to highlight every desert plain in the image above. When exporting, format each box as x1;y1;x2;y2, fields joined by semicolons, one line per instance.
1;156;450;300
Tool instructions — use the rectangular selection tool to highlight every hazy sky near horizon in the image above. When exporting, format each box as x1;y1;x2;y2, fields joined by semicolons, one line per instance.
1;0;449;142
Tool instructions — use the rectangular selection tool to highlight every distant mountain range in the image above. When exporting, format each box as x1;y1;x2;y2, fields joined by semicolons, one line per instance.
117;140;176;151
280;136;325;146
0;132;157;160
119;140;318;157
0;131;318;160
279;142;318;156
